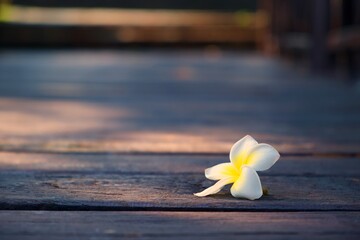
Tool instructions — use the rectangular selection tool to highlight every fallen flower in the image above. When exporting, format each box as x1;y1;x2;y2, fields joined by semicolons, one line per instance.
194;135;280;200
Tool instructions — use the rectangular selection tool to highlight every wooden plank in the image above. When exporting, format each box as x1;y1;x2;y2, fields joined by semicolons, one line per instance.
0;51;359;154
0;152;359;176
0;211;359;240
0;152;358;210
0;170;358;211
0;95;358;155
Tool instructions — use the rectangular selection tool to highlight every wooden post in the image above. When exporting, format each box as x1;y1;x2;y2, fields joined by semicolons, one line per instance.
311;0;329;72
342;0;356;78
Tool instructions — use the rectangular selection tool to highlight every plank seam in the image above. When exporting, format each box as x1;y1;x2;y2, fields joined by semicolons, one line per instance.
0;149;359;158
1;203;360;212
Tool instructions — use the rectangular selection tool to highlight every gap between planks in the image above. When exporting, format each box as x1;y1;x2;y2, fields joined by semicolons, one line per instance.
2;205;360;212
0;149;359;158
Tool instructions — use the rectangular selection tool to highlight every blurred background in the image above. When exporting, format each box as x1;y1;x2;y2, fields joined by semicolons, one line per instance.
1;0;359;75
0;0;359;154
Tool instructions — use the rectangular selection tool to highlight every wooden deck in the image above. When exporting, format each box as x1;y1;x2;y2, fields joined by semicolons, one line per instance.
0;49;359;239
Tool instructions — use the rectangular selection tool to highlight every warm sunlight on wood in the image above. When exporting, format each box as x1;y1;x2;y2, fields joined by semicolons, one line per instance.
0;1;359;238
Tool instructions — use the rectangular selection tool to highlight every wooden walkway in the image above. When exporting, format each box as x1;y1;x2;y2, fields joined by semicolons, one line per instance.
0;50;359;239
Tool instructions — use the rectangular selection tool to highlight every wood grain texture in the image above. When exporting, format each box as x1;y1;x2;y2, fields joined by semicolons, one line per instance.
0;211;359;240
0;51;359;154
0;152;359;211
0;171;359;211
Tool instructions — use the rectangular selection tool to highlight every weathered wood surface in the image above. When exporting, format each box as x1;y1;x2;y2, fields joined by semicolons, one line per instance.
0;51;359;154
1;211;359;240
1;171;359;211
0;153;359;211
0;50;359;239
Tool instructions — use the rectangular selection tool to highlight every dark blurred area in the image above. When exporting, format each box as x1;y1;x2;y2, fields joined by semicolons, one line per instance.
261;0;360;76
9;0;257;10
0;0;359;76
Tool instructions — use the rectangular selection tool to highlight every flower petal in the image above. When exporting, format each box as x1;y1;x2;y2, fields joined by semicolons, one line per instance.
245;143;280;171
194;177;235;197
229;135;258;169
230;166;263;200
205;163;239;180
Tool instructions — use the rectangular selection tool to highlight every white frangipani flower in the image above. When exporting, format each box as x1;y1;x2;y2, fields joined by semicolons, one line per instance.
194;135;280;200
